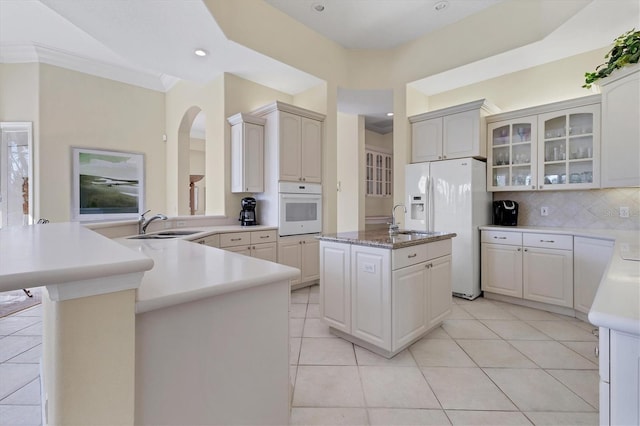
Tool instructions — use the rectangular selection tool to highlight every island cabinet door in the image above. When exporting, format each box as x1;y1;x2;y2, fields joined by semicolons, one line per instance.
320;241;351;333
351;245;392;350
427;255;452;328
392;263;428;351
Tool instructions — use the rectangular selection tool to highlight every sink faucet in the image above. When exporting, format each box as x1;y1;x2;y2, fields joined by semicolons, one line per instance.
138;210;168;234
389;203;407;235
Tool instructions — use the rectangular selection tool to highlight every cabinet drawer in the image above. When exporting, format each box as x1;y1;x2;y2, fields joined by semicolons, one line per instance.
481;230;522;245
392;245;428;270
220;232;250;247
426;239;452;260
523;233;572;250
251;230;277;244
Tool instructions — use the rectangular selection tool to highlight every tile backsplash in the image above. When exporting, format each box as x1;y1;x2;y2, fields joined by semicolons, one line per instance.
493;188;640;230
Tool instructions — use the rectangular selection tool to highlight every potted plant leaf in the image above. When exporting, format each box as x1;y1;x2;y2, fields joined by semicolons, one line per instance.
583;28;640;89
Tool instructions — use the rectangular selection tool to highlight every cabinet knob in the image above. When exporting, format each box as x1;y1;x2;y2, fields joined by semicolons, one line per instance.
302;177;306;181
539;185;543;189
443;155;447;159
532;185;536;189
524;248;528;252
302;240;306;244
438;156;442;159
517;248;521;251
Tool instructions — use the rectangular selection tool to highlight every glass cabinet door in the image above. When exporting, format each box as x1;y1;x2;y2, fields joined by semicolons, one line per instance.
537;104;600;190
487;117;537;191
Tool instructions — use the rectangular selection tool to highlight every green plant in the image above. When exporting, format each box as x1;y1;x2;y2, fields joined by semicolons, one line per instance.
583;28;640;88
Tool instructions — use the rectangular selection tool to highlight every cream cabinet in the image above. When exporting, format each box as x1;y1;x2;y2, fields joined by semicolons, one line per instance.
253;101;324;184
319;241;351;333
599;327;640;426
599;64;640;188
278;234;319;287
320;238;452;358
228;113;265;193
522;233;574;308
365;148;392;197
220;230;277;262
574;237;614;314
192;234;220;248
410;99;499;163
481;230;573;308
486;95;601;192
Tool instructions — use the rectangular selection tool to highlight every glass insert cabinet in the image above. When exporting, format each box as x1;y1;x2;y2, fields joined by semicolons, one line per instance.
365;148;392;197
487;100;600;192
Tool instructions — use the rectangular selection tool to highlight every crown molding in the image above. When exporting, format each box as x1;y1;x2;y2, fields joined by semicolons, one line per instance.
0;42;177;93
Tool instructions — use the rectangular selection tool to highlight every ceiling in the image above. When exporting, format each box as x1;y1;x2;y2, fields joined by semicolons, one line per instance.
1;0;638;135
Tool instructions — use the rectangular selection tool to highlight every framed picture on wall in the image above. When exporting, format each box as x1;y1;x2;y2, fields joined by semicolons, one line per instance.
71;147;145;221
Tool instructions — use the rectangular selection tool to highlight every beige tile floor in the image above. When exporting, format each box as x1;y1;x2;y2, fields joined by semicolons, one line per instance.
290;285;600;426
0;286;599;426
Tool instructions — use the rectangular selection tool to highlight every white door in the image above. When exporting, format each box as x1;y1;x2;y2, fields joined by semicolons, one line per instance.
427;255;452;328
574;237;614;314
301;237;320;282
392;263;427;351
411;118;442;162
443;109;481;159
481;243;523;297
320;241;351;333
279;112;302;181
300;118;322;183
0;122;33;228
404;162;430;231
523;246;573;307
251;242;277;262
278;237;302;285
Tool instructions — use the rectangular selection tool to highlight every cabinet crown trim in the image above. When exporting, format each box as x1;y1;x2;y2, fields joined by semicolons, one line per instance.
227;113;266;126
408;98;501;123
486;94;601;123
251;101;326;122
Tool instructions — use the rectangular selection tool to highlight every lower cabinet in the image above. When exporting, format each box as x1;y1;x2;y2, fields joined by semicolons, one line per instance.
481;230;573;308
220;230;277;262
320;239;452;357
574;237;614;314
192;234;220;248
599;327;640;425
278;234;320;287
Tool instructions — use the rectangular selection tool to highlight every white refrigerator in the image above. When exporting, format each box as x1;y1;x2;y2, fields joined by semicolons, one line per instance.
405;158;491;300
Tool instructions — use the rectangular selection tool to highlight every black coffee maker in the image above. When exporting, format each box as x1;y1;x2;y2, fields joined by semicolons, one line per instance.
239;197;257;226
493;200;519;226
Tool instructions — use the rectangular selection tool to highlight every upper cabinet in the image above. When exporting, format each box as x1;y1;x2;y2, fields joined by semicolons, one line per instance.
253;101;325;184
365;147;392;197
409;99;500;163
599;64;640;188
486;95;601;192
228;113;266;193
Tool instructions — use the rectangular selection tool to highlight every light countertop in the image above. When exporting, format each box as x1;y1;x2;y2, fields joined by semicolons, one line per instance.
116;236;299;314
317;229;457;249
480;225;640;336
0;222;154;299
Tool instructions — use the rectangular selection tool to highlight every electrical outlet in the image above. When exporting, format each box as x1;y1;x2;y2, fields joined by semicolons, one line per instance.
541;206;549;216
620;206;630;218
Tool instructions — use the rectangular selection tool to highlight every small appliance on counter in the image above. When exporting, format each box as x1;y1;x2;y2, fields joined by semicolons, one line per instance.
239;197;258;226
493;200;519;226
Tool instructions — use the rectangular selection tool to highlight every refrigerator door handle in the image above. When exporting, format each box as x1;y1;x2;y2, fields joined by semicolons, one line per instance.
427;175;433;233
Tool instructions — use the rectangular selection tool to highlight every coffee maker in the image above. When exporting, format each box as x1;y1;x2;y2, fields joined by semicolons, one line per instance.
239;197;258;226
493;200;519;226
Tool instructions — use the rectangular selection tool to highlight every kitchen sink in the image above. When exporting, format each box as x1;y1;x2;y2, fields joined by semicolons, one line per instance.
396;230;438;237
127;230;201;239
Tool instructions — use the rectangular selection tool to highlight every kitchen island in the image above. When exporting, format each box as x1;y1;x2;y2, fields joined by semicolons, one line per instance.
318;229;456;358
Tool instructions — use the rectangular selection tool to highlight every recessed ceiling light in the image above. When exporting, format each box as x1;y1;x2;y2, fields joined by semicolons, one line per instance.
434;1;449;11
386;112;394;117
194;49;208;57
312;3;325;12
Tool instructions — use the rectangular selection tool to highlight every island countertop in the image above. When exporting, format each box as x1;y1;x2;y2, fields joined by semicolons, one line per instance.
317;229;456;249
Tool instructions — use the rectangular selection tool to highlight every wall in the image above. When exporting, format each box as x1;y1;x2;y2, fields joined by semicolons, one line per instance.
0;63;40;219
37;64;165;222
494;189;640;230
336;112;364;232
190;137;205;215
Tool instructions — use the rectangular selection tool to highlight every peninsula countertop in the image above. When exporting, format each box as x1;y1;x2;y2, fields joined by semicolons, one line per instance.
317;229;457;249
0;222;154;299
116;236;299;314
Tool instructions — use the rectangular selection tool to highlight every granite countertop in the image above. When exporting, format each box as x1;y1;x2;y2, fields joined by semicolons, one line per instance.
317;229;456;249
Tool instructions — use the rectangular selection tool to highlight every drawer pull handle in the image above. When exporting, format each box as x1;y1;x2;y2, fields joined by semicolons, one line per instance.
594;345;599;358
230;238;242;241
260;235;270;239
540;239;555;243
408;253;417;258
494;236;507;239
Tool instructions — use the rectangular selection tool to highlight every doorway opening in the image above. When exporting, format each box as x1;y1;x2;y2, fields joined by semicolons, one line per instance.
0;122;33;228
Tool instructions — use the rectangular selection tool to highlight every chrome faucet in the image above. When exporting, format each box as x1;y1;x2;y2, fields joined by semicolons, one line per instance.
138;210;168;234
389;203;407;235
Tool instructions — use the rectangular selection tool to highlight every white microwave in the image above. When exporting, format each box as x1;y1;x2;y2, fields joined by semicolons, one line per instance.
278;182;322;236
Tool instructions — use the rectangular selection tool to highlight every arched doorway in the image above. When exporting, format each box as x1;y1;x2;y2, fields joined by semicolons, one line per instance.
177;107;206;215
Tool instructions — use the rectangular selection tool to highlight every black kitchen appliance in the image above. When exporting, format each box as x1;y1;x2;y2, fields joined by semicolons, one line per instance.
493;200;519;226
239;197;258;226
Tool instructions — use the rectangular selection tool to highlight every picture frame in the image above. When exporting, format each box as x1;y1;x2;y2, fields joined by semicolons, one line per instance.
71;147;145;221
